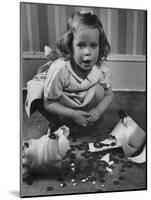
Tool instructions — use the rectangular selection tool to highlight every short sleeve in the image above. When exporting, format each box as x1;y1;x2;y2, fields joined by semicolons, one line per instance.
99;65;112;89
44;59;67;100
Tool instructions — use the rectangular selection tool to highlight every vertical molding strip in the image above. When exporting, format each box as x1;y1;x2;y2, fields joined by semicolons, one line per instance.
55;6;60;40
107;9;112;46
100;9;107;36
133;11;138;54
93;7;100;17
126;10;134;54
30;4;40;51
111;9;118;54
21;3;29;51
136;11;144;54
37;4;49;51
66;5;75;21
47;5;56;48
59;6;66;36
118;10;127;54
26;4;33;51
143;11;147;55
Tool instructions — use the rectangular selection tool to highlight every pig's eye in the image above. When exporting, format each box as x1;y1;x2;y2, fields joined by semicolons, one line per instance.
24;142;29;148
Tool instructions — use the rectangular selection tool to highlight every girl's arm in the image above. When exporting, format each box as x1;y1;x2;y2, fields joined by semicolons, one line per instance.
96;88;114;115
44;96;89;126
44;96;75;118
88;88;114;122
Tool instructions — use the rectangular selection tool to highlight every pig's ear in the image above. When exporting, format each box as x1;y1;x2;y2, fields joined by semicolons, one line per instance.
22;141;29;151
61;126;70;138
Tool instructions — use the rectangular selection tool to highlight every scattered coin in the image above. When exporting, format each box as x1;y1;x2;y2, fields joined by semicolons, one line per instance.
26;180;33;185
71;178;75;183
113;180;119;185
70;162;75;167
92;181;96;184
118;176;124;181
60;183;66;187
47;185;53;191
80;178;87;183
94;142;109;148
71;167;75;172
111;142;116;146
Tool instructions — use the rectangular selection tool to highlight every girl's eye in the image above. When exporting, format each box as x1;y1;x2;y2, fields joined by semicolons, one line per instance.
91;43;97;48
77;43;85;48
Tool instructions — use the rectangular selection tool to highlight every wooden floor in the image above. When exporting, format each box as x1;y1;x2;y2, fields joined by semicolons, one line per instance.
21;91;147;197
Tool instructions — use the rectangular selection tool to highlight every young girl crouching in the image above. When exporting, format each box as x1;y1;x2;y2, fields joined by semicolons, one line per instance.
41;11;113;136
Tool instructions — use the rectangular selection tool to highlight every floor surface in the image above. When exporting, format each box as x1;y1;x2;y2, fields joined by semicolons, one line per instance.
20;91;147;197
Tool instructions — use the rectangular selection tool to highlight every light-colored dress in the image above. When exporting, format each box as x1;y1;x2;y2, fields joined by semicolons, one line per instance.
25;58;112;117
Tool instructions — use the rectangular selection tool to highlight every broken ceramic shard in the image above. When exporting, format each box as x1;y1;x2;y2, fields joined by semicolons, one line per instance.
88;111;146;163
101;153;110;163
89;136;120;152
128;144;146;163
110;115;146;157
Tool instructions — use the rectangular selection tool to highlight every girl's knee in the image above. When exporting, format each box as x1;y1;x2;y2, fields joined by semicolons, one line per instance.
84;84;105;110
94;84;105;102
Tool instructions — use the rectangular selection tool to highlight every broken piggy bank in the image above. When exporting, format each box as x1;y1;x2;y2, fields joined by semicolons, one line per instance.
22;126;70;178
89;110;146;163
110;110;146;157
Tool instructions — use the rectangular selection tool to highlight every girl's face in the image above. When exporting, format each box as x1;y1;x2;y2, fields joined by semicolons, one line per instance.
72;25;100;75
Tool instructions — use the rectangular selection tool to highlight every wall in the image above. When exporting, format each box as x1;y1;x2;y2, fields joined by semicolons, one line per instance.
21;3;146;91
22;53;146;91
107;56;146;91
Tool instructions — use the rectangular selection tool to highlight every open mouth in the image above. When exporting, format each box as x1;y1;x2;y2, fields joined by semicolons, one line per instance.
83;60;91;65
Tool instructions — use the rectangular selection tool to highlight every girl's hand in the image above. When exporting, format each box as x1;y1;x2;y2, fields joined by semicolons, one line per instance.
72;110;90;127
87;108;101;123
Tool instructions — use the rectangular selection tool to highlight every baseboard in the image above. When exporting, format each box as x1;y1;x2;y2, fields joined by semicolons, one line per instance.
113;89;146;92
107;54;146;62
22;87;146;92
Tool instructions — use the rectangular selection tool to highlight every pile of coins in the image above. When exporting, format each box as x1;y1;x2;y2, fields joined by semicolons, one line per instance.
23;138;135;193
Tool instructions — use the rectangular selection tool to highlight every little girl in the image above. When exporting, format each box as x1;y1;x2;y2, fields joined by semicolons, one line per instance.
26;10;113;136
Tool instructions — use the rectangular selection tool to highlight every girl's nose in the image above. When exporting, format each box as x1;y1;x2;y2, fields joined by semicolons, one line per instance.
84;47;91;55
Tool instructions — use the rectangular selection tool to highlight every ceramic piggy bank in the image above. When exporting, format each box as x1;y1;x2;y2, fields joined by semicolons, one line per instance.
22;126;70;178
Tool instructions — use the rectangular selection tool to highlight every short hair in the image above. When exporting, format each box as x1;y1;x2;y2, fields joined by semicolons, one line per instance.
57;11;111;64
